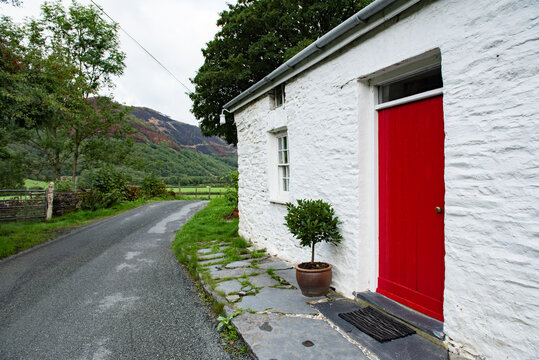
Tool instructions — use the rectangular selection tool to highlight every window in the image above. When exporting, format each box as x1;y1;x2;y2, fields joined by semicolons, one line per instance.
277;134;289;192
378;67;442;103
272;83;285;108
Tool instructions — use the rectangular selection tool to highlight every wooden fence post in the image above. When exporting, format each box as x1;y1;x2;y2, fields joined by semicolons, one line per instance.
178;181;181;196
46;182;54;221
195;186;198;198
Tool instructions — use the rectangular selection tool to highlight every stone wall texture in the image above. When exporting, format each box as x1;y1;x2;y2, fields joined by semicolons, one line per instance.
234;0;539;359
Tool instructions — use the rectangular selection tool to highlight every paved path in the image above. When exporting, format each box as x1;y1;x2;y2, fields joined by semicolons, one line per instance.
0;201;250;360
194;244;448;360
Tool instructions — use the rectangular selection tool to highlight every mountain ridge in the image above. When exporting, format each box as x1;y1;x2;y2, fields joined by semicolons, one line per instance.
128;107;236;158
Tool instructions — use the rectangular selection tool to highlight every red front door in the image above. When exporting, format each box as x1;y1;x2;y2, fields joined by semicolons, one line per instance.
377;96;445;321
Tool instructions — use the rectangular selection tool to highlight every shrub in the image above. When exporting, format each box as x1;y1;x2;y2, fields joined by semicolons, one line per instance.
125;185;143;202
55;178;73;192
81;188;124;210
223;171;239;208
80;166;130;209
88;166;129;195
141;173;167;198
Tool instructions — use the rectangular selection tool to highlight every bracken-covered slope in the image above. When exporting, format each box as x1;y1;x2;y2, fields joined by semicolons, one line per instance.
128;107;236;157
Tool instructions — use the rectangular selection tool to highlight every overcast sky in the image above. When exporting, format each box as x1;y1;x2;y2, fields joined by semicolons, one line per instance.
1;0;232;126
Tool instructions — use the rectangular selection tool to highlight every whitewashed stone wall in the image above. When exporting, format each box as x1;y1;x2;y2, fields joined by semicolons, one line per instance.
235;0;539;359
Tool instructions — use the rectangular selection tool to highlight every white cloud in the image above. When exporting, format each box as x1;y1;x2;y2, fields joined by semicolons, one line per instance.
0;0;231;125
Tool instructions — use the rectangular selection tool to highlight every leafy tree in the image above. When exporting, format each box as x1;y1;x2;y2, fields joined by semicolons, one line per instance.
28;0;126;187
0;17;26;187
190;0;374;145
32;1;125;98
1;16;78;182
0;1;127;187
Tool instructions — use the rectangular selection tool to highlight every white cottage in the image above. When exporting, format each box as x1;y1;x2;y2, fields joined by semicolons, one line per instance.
223;0;539;358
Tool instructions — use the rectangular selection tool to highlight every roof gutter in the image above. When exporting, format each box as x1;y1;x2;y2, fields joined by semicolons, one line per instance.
223;0;402;112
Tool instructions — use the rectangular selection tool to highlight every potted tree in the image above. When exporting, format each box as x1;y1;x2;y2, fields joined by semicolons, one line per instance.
284;199;342;296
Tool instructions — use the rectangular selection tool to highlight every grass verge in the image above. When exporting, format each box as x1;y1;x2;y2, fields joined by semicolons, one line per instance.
172;197;249;276
172;198;253;357
0;198;155;259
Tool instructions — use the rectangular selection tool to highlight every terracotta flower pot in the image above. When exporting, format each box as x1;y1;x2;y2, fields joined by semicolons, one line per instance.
295;262;333;297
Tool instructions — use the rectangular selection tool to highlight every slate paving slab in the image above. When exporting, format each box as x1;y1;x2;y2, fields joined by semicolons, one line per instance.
197;252;226;261
197;248;214;255
257;259;293;270
249;273;281;288
214;279;244;295
224;260;253;269
209;267;264;279
314;299;449;360
198;258;223;267
233;313;370;360
236;286;321;315
203;264;221;273
197;246;225;255
273;268;300;289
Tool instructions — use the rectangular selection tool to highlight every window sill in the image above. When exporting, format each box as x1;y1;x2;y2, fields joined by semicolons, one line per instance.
269;195;290;205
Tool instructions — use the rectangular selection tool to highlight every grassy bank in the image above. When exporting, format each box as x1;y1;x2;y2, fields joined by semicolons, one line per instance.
0;198;153;259
172;198;247;274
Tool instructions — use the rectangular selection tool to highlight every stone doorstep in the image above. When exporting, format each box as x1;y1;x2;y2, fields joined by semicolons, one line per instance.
314;298;449;360
353;291;444;341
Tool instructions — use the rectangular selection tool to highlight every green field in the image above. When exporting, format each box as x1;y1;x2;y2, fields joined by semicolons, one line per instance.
24;179;49;190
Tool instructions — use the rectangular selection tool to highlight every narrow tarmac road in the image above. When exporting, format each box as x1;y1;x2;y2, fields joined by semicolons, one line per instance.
0;201;250;360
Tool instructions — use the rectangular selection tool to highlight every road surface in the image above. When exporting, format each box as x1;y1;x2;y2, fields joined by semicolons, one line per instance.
0;201;250;360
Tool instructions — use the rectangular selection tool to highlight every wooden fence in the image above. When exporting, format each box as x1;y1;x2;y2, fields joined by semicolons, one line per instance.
0;189;47;221
0;184;224;221
178;186;224;198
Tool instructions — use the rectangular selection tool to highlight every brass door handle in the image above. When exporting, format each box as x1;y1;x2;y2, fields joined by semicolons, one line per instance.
435;206;443;214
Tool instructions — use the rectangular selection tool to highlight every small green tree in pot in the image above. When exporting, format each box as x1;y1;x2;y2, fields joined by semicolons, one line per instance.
284;199;342;296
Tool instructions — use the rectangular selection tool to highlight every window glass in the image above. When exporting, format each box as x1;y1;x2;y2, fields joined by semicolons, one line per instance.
274;84;285;107
277;134;289;192
379;67;442;103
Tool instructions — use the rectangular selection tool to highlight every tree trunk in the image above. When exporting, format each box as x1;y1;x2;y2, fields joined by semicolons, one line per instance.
311;243;315;263
54;152;61;182
72;141;79;190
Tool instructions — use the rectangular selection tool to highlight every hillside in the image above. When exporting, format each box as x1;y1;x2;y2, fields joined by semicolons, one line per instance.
128;107;236;158
123;106;237;185
127;142;236;186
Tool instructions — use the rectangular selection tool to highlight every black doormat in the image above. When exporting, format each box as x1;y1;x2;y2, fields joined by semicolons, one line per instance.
338;306;416;342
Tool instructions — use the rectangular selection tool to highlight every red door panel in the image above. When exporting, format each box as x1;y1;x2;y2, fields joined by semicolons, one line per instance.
377;96;445;321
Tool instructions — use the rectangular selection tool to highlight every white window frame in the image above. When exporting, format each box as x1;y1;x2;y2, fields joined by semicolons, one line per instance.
277;134;290;193
268;129;290;204
272;83;285;108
